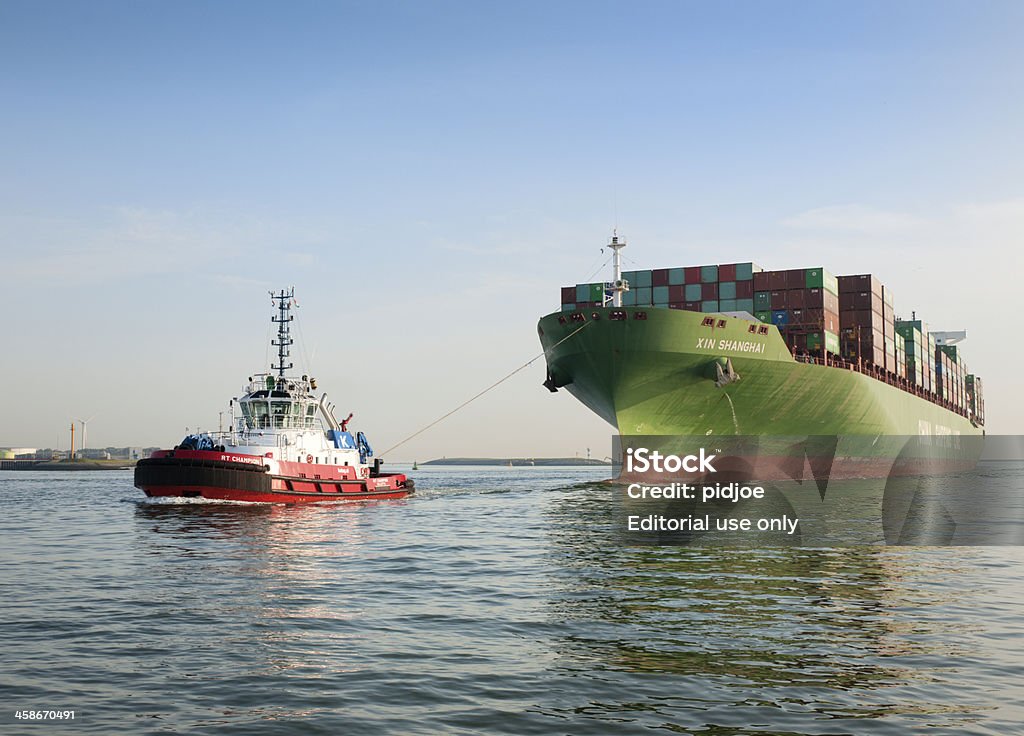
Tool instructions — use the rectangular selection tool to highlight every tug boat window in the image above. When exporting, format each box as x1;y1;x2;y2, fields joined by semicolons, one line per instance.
272;401;290;428
247;400;270;429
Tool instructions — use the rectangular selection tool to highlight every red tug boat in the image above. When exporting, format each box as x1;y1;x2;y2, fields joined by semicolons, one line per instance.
135;288;414;503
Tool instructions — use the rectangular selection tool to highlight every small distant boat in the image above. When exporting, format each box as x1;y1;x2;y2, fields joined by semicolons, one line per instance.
134;289;414;503
412;460;418;470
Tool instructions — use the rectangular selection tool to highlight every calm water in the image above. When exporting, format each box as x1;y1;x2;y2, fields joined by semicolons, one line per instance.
2;466;1023;735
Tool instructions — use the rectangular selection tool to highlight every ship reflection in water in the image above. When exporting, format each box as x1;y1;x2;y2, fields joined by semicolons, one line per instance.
133;498;400;682
540;480;1024;734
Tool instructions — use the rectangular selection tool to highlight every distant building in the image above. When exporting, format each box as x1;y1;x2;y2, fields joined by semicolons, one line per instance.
79;448;111;460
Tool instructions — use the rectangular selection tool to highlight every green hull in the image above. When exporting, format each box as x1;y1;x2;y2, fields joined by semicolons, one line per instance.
538;307;981;438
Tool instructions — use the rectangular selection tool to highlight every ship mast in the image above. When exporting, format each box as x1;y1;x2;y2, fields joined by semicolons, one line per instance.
608;232;628;307
270;287;295;377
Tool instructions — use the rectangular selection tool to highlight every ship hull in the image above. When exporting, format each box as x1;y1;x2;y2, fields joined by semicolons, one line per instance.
538;307;983;479
135;453;414;503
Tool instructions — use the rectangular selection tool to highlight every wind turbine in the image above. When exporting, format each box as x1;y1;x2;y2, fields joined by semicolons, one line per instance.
77;415;95;455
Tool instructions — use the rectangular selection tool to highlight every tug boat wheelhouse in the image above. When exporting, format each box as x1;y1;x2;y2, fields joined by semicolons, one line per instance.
135;288;414;503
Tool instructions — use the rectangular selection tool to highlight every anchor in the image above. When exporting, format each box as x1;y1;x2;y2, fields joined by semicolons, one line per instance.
713;357;741;388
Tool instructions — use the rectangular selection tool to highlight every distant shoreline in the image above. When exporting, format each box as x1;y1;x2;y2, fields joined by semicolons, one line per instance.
1;460;134;471
422;458;610;467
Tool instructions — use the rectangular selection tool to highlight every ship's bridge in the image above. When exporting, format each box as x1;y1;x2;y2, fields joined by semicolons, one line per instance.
237;373;319;431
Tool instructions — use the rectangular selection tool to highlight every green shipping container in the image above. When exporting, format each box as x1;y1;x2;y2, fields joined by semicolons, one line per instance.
825;330;840;354
561;303;576;312
668;268;685;285
754;291;771;310
718;281;737;299
653;285;670;304
702;300;720;313
735;262;759;280
685;283;702;301
635;287;652;305
806;331;840;353
736;298;755;313
634;270;653;288
589;283;605;302
700;265;718;283
754;310;772;323
805;267;839;295
719;298;738;311
622;289;637;306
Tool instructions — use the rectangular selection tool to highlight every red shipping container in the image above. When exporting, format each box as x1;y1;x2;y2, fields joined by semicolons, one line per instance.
668;302;687;309
770;290;788;309
753;271;771;291
786;269;806;289
684;301;702;311
842;291;884;311
652;268;670;287
668;284;686;302
788;289;807;308
838;274;883;296
561;286;576;304
701;282;718;300
684;266;702;284
718;263;737;281
768;270;789;290
735;280;754;299
789;309;805;324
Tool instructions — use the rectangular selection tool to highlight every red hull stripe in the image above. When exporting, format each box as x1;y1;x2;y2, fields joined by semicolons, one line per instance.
139;484;412;503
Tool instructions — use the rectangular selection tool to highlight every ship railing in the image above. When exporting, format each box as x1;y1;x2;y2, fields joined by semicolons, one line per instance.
796;354;969;418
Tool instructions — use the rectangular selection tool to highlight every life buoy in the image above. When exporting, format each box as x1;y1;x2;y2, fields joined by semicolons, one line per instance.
306;454;314;463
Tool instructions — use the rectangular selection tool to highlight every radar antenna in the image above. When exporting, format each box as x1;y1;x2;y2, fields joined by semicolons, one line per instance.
270;287;295;377
608;232;628;307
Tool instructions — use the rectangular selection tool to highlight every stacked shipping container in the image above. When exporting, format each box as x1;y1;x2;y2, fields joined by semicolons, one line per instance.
895;319;937;393
837;274;888;369
966;375;985;425
558;262;977;417
751;267;841;357
559;262;763;314
937;344;968;411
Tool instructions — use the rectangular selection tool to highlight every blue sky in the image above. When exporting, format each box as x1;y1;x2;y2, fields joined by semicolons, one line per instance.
2;1;1022;456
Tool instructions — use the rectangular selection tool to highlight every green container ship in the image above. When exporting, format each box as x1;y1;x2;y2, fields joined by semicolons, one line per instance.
539;236;984;480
